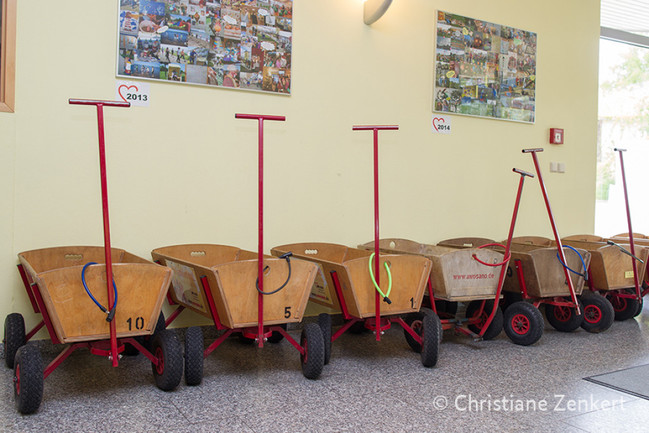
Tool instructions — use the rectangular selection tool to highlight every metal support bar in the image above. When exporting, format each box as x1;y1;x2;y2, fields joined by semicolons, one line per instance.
17;264;40;314
200;276;226;330
31;282;60;345
204;329;233;358
330;271;352;320
25;321;45;342
165;305;185;328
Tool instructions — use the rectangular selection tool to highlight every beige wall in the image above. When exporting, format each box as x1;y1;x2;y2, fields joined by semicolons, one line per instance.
1;0;600;336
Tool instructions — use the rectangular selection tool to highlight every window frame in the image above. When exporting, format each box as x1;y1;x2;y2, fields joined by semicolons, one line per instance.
0;0;16;113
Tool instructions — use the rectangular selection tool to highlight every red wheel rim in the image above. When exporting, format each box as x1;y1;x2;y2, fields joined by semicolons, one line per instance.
511;314;530;335
584;305;602;324
609;295;627;313
553;306;572;322
14;365;20;396
301;337;308;365
470;311;487;328
155;347;164;375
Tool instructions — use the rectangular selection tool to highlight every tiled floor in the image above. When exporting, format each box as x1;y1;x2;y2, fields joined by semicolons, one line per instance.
2;305;649;433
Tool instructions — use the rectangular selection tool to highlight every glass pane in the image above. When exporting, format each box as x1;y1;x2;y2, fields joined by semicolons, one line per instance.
596;39;649;236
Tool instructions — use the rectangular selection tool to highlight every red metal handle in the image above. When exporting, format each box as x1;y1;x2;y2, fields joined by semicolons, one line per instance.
69;97;129;367
235;112;286;346
472;243;511;267
69;99;130;108
353;123;399;342
616;148;641;300
352;125;399;131
513;168;534;178
522;148;544;153
235;113;285;122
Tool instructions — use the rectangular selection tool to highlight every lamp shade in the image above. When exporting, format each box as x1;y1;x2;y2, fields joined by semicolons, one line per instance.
363;0;393;25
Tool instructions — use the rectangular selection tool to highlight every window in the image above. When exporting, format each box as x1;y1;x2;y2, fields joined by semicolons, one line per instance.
596;40;649;234
0;0;16;113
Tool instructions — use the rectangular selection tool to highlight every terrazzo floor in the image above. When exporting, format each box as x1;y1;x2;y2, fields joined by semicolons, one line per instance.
2;305;649;433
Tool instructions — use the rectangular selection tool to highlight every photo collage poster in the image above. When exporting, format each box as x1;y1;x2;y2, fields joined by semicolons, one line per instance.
433;11;537;123
117;0;292;94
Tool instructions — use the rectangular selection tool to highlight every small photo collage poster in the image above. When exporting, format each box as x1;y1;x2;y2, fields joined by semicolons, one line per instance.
433;11;537;123
117;0;293;94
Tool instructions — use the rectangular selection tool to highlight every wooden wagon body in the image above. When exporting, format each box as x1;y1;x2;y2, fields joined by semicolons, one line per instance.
18;246;171;344
151;244;318;329
503;237;591;298
357;238;505;302
562;235;649;290
270;242;432;318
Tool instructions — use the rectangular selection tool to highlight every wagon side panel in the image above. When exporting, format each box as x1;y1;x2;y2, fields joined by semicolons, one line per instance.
530;249;585;297
151;251;225;323
36;263;171;343
271;243;355;312
19;246;125;275
344;255;431;317
503;251;541;297
437;249;504;301
437;237;497;249
599;245;645;290
214;259;318;327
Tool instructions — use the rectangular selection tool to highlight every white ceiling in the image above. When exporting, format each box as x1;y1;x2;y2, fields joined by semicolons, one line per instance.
601;0;649;35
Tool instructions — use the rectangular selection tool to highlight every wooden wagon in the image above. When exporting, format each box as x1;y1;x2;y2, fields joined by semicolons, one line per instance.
501;235;614;341
5;99;183;415
562;234;649;321
17;246;170;344
357;238;508;341
270;242;440;367
152;243;323;381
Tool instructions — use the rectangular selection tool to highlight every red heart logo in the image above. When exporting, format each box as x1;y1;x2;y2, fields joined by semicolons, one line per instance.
432;117;445;132
118;84;138;102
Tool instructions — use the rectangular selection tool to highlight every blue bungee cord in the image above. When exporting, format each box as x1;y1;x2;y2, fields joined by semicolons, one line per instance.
81;262;118;322
555;245;588;281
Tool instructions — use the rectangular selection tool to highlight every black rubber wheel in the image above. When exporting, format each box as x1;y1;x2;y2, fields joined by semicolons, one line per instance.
420;314;441;368
267;324;287;344
404;308;441;353
545;300;583;332
300;323;324;380
150;330;183;391
503;301;544;346
238;333;256;344
143;312;167;351
465;300;503;340
501;291;523;311
184;326;204;386
154;312;167;333
13;345;43;414
581;294;615;333
607;289;641;321
635;296;644;317
403;311;425;353
434;300;458;318
4;313;26;369
317;314;332;365
348;320;367;334
123;337;145;356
